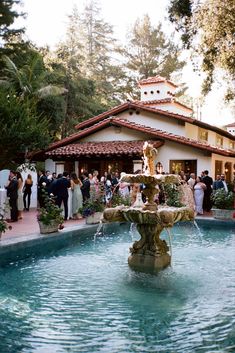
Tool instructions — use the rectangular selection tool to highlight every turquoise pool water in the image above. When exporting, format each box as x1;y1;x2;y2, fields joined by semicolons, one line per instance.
0;222;234;353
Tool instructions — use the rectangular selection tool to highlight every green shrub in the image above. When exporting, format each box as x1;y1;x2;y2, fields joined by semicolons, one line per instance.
212;188;234;210
163;183;185;207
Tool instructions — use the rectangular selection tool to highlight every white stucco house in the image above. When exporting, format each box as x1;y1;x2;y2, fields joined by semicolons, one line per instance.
38;75;235;182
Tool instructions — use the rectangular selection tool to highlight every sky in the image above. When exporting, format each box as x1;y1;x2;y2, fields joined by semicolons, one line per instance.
17;0;234;127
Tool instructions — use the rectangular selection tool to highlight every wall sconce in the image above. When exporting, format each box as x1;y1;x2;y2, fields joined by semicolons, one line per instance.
225;168;228;173
81;168;84;174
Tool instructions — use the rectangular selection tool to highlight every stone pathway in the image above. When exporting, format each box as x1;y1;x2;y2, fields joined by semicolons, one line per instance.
2;209;85;240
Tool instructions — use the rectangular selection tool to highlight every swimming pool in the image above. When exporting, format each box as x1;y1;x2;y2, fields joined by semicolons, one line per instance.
0;221;234;352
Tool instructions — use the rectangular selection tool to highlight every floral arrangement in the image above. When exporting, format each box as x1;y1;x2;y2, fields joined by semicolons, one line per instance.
37;190;64;226
0;204;12;236
17;162;36;173
79;198;104;217
211;188;234;210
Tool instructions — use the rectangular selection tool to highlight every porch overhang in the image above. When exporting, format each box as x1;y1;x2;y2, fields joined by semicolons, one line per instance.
45;140;164;159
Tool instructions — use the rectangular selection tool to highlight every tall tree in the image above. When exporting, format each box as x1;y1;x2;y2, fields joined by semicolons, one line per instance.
1;47;68;138
65;1;126;107
0;0;26;67
168;0;235;99
0;0;24;41
55;37;105;136
0;86;50;169
122;15;185;98
125;15;184;79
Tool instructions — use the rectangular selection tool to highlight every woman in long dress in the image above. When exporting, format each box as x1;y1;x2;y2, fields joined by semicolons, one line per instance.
118;172;130;199
193;176;206;215
16;171;24;220
70;172;83;219
23;174;33;211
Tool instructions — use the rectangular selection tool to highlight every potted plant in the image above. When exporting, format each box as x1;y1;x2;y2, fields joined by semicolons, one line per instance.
211;188;234;219
37;190;64;234
79;198;105;224
0;204;12;239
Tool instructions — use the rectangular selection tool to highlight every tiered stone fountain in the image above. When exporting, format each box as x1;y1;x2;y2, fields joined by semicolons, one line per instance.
102;142;194;273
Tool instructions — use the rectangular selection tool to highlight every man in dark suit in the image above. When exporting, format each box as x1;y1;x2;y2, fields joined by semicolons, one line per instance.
202;170;213;212
213;174;223;190
5;170;18;222
81;172;90;202
54;171;71;220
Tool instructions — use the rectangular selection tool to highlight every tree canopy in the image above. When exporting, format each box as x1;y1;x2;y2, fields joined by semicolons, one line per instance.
121;14;185;99
0;0;24;41
0;86;50;169
168;0;235;99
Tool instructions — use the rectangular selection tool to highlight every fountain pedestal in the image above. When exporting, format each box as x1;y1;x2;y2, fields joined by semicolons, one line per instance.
102;142;195;274
128;223;171;273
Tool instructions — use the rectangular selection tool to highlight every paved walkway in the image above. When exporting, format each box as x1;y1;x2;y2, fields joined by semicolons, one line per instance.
2;209;85;240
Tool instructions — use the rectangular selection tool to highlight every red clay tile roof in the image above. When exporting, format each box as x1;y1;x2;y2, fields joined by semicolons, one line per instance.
113;119;235;157
138;75;178;88
135;98;193;111
225;122;235;127
46;140;164;158
74;101;234;141
45;117;235;158
75;102;130;130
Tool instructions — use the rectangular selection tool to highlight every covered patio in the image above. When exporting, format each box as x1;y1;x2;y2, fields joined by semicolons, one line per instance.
43;140;164;176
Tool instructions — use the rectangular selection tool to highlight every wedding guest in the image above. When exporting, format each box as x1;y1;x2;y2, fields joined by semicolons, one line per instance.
118;172;130;198
54;171;71;221
16;171;24;220
100;171;108;184
92;170;100;193
130;170;141;205
111;172;119;194
89;171;99;200
213;175;222;190
194;176;206;215
179;170;187;181
187;173;196;190
81;172;90;202
5;170;18;222
220;174;228;192
202;170;213;212
70;172;83;219
105;173;113;207
23;174;33;211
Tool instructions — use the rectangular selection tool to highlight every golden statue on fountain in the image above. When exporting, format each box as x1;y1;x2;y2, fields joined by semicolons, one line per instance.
102;141;194;273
